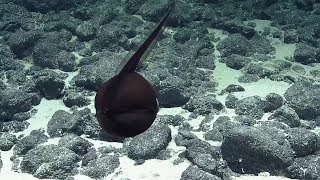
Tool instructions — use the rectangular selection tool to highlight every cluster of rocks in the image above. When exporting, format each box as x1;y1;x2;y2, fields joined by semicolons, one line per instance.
0;0;320;179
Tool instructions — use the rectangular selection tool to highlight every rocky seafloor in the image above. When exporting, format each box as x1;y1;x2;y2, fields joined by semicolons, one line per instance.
0;0;320;179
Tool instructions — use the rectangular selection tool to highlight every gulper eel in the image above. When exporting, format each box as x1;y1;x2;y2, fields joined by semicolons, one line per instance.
95;2;176;138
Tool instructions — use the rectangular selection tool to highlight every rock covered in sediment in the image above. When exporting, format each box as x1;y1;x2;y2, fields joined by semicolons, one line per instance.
284;81;320;120
127;124;172;160
221;125;294;174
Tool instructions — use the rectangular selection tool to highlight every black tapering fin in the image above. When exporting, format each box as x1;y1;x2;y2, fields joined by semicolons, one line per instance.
116;0;176;76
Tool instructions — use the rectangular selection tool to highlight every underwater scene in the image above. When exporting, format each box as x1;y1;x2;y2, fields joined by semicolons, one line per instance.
0;0;320;179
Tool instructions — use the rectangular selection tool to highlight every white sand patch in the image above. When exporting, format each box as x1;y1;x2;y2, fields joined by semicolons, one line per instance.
63;70;80;88
311;127;320;136
0;99;70;179
158;107;190;118
106;156;190;180
212;59;291;100
211;60;243;93
106;125;190;180
272;42;296;61
0;150;43;180
17;99;70;137
232;175;296;180
244;19;296;61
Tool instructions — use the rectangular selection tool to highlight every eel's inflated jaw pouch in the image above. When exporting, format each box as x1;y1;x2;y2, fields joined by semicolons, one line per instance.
94;1;175;138
95;72;158;137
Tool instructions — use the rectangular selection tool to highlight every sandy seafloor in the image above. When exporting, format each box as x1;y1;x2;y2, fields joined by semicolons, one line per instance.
1;17;318;180
1;2;320;179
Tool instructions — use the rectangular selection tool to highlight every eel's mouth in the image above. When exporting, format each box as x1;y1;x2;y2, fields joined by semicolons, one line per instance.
96;108;158;137
103;106;158;116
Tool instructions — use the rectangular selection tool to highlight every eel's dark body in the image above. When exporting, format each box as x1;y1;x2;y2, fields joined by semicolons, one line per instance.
94;2;175;137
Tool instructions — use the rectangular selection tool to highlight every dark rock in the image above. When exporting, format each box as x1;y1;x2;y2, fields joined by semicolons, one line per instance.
156;149;172;160
300;119;317;129
78;56;100;66
0;56;24;71
58;134;93;156
33;42;61;69
293;43;320;64
73;7;92;20
76;22;97;41
20;144;79;179
212;116;239;136
81;148;97;166
0;88;33;121
90;2;118;26
63;92;90;108
7;30;41;58
167;1;194;26
221;126;294;174
47;110;83;138
217;33;252;57
123;0;146;14
74;52;123;91
157;75;190;107
0;132;17;151
173;36;214;60
182;139;231;178
234;115;256;126
0;121;30;133
41;30;74;51
268;105;301;127
183;94;223;115
12;112;31;121
195;55;215;70
285;128;320;157
175;130;199;147
295;0;315;11
6;70;27;86
174;27;195;43
186;139;221;160
286;155;320;180
217;19;255;38
13;129;48;155
234;96;265;119
238;74;260;83
250;34;275;54
97;145;119;155
81;155;120;179
180;165;222;180
284;29;299;43
92;16;141;51
155;115;185;126
77;109;102;139
284;81;320;119
243;63;274;78
225;84;245;93
0;43;14;58
140;0;172;22
0;3;32;30
204;128;223;141
33;70;65;99
187;152;219;174
55;51;77;72
264;93;284;112
225;94;238;109
310;69;320;78
257;120;290;131
20;0;94;13
127;124;171;160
